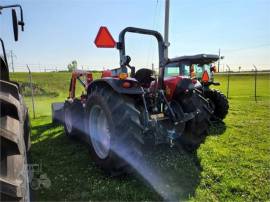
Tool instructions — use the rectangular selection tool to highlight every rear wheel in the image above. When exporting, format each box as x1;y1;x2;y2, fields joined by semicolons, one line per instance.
85;85;143;175
205;89;229;120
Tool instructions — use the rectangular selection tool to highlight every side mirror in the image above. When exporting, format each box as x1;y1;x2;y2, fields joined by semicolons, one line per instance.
12;9;19;41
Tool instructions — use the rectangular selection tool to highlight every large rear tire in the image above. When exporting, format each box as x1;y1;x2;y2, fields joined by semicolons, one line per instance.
85;85;143;175
0;81;31;201
205;89;229;120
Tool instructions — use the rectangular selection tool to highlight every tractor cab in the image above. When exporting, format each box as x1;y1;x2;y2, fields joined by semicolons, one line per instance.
165;54;219;85
164;54;228;120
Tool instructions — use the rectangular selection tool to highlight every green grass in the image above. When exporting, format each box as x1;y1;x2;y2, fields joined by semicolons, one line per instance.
10;72;270;201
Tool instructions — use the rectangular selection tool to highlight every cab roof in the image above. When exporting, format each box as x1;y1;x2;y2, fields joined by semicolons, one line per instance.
168;54;219;64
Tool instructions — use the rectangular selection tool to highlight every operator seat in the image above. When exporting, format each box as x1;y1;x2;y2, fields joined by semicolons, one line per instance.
135;68;155;88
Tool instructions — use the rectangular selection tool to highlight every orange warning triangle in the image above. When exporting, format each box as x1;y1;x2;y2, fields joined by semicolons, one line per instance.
94;26;116;48
201;71;209;83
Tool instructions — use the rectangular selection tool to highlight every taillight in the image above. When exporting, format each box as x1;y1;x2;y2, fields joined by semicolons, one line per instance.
122;81;131;88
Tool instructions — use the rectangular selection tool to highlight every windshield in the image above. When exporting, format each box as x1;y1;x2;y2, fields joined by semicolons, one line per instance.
164;62;190;77
164;66;179;77
164;62;213;79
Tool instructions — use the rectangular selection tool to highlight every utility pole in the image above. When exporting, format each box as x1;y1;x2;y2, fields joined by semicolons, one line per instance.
253;65;257;102
218;48;220;72
164;0;170;59
226;64;230;99
26;65;36;119
152;63;154;71
9;50;16;72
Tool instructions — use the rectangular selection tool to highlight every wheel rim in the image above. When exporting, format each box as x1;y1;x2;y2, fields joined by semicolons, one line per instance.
89;105;111;159
65;108;72;133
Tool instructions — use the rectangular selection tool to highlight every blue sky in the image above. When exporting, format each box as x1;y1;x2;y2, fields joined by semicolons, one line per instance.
1;0;270;71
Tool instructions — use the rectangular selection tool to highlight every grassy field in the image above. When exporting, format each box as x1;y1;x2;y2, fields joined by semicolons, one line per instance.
10;72;270;201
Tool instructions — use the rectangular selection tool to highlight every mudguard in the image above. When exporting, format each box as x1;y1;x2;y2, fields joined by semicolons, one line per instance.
87;78;143;95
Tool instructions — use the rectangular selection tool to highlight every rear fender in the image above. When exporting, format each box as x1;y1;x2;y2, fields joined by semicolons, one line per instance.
87;78;143;95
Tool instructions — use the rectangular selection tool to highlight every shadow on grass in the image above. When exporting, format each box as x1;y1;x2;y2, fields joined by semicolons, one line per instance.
209;120;227;135
31;122;56;142
29;119;227;201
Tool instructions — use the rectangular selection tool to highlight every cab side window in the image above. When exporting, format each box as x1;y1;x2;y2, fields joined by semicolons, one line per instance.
164;66;179;77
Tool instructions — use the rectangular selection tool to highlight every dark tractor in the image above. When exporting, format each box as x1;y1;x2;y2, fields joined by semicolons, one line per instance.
0;4;31;201
53;27;215;175
165;54;229;120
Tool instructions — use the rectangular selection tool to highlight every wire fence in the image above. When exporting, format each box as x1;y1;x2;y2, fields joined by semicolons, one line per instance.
11;64;106;72
9;65;269;119
8;62;270;73
214;71;270;102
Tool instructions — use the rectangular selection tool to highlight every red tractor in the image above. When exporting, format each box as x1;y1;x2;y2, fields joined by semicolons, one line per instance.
164;54;229;120
52;27;215;174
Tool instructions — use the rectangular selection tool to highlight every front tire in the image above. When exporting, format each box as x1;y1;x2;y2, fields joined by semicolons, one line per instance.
85;85;143;175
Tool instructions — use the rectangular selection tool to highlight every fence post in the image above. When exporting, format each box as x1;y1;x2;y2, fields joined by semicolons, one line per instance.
253;65;257;102
26;65;36;119
226;64;231;99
